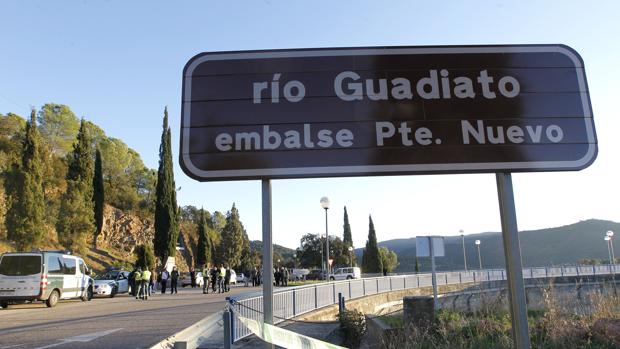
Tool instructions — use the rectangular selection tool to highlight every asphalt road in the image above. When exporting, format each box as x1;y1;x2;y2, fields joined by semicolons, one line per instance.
0;284;257;349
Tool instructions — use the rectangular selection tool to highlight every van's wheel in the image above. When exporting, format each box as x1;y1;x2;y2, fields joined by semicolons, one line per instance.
81;286;93;301
46;290;59;308
0;301;9;309
346;276;353;280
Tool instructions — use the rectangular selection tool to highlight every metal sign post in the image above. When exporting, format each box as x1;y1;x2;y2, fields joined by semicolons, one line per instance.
417;236;444;309
496;173;530;349
429;237;439;309
261;179;274;349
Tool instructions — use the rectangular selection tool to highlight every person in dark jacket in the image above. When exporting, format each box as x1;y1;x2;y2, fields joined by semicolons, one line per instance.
190;267;197;288
251;267;257;286
128;267;138;296
170;266;179;294
210;266;218;292
224;267;231;292
202;264;210;294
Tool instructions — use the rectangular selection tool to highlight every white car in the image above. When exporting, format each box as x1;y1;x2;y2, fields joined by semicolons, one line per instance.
93;270;130;297
329;267;361;281
180;272;204;288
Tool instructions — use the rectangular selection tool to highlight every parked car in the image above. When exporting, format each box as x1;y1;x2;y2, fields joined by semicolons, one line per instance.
0;250;93;308
329;267;361;281
305;269;326;281
236;271;245;284
180;272;204;288
291;268;310;281
93;270;130;298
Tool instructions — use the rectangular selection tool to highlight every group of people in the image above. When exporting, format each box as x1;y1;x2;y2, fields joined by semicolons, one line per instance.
250;267;262;286
128;263;297;299
158;266;180;294
128;267;154;300
274;266;289;286
202;264;233;294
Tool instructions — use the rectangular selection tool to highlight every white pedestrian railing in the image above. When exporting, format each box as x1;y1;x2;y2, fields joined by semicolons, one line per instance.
226;264;618;343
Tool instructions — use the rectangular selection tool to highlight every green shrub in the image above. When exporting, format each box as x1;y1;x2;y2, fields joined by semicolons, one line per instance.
338;309;367;348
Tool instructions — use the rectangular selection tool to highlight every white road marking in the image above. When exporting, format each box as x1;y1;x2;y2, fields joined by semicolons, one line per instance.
33;328;123;349
0;345;26;348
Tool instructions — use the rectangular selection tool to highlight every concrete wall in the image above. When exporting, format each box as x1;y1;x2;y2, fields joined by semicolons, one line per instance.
438;280;618;315
296;282;477;321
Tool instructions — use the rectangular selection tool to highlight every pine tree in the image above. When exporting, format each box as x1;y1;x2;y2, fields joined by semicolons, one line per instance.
218;204;245;268
362;215;382;273
93;148;104;247
153;107;179;266
57;119;95;251
196;208;212;268
5;110;46;250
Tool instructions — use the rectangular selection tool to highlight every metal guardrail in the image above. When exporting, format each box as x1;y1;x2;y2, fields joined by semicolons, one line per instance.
227;264;618;343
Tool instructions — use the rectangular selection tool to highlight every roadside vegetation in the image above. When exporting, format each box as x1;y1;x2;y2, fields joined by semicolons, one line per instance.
378;289;620;349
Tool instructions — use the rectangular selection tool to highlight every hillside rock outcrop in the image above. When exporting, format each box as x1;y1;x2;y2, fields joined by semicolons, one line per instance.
96;204;154;254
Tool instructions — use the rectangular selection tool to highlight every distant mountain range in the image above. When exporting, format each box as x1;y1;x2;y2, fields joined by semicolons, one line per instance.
355;219;620;272
250;240;296;261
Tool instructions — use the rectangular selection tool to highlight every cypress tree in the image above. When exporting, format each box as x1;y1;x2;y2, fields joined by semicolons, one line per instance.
196;208;212;267
93;148;104;246
57;119;95;251
342;206;356;266
218;204;245;268
362;215;382;273
5;110;46;250
343;206;353;246
134;244;155;270
153;107;179;266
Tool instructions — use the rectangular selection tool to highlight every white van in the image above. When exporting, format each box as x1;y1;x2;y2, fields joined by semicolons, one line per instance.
329;267;362;281
0;251;94;308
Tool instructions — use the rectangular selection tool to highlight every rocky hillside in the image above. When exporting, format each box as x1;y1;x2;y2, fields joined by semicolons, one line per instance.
0;204;195;273
96;204;154;255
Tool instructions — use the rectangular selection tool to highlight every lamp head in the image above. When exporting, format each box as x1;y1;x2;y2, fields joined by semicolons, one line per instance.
475;240;481;245
320;197;330;209
348;246;353;252
606;230;614;237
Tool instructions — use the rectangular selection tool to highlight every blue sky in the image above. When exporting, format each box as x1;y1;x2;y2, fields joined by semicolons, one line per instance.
2;1;619;251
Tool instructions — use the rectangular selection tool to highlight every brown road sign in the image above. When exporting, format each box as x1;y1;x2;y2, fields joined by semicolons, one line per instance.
180;45;596;181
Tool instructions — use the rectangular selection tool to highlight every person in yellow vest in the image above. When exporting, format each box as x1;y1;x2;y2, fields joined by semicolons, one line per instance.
218;265;226;293
134;267;143;300
141;268;152;300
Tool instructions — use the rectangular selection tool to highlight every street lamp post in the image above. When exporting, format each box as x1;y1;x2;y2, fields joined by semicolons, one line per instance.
607;231;616;267
605;236;612;266
460;229;468;273
319;233;324;271
475;239;482;269
348;246;353;267
320;197;330;280
293;254;296;269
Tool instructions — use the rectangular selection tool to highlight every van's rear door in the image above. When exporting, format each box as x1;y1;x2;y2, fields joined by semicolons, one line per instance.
0;254;42;298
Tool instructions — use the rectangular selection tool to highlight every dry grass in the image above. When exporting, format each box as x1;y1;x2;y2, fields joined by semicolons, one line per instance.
381;285;620;349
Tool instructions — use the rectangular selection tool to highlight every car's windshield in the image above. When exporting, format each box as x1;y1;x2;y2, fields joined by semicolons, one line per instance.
94;272;119;280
